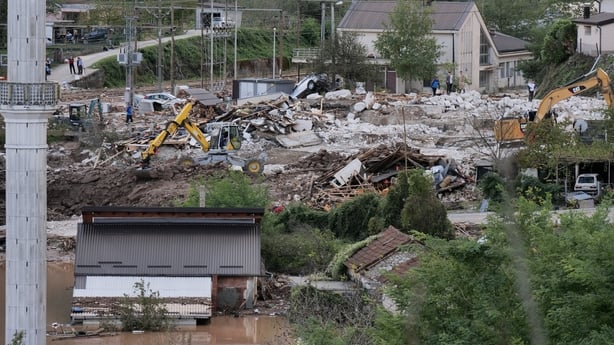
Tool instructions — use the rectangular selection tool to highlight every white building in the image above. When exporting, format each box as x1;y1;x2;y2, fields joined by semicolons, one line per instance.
336;1;532;93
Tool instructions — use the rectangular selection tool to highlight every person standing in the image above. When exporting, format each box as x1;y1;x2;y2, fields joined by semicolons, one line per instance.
126;104;133;123
45;58;51;80
446;71;454;94
68;56;75;74
76;57;83;75
431;76;440;96
527;80;536;102
458;71;467;93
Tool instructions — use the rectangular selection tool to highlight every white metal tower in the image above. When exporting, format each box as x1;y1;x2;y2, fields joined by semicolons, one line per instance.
1;0;58;344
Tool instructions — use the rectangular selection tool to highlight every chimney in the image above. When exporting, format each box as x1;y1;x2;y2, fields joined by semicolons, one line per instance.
584;5;591;19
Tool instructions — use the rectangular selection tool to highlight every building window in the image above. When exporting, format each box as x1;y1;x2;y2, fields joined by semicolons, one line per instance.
500;62;514;78
584;26;591;35
479;70;489;89
480;32;490;65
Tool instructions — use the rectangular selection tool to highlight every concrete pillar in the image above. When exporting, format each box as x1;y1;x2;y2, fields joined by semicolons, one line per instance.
1;0;58;344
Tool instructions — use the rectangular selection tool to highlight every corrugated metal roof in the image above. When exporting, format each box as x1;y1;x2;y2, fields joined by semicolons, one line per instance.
75;222;260;277
491;31;529;53
337;1;474;31
80;206;265;223
73;276;212;298
344;226;413;273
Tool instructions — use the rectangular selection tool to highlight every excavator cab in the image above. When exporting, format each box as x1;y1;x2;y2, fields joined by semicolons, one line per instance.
68;103;87;127
207;122;241;151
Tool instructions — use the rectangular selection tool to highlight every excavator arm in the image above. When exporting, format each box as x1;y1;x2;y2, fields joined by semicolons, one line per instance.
534;68;613;122
140;101;210;167
495;68;613;142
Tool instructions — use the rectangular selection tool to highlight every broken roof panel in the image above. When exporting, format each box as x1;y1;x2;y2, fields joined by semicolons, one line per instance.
344;226;413;273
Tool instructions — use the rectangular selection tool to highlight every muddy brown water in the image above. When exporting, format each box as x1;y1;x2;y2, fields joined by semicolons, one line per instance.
0;263;294;344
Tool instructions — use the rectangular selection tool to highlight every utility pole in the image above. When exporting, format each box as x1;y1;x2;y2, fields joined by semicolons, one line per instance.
170;0;176;93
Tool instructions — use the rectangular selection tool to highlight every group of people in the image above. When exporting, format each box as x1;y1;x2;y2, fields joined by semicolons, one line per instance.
67;56;84;75
430;70;537;103
430;71;468;96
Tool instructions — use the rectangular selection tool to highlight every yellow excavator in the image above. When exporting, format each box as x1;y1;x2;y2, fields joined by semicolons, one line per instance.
494;68;614;142
137;100;263;177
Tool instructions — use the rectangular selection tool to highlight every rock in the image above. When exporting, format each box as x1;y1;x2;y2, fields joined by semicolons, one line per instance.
353;102;367;113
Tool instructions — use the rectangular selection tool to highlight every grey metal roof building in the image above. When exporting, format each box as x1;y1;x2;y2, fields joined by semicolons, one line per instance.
71;206;265;324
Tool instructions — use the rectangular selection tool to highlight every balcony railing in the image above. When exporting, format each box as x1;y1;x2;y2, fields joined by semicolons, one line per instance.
292;48;321;63
0;81;59;106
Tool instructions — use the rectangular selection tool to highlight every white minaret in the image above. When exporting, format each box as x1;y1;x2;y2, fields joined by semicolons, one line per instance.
1;0;58;344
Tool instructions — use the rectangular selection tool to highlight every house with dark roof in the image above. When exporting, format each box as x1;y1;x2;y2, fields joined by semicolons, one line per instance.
336;1;532;93
71;206;264;324
344;225;420;312
573;2;614;56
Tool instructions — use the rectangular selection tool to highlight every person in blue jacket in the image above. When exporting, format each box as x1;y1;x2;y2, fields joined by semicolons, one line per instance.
431;77;440;96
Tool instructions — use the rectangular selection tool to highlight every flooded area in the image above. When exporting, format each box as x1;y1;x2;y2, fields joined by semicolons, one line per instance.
0;263;295;345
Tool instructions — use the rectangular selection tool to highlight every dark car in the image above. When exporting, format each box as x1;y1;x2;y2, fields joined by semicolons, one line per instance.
82;29;108;43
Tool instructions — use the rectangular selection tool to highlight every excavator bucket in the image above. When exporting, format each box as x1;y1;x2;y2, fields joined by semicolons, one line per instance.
135;167;154;180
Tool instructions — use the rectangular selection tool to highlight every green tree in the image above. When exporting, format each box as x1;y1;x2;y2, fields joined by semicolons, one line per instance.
400;169;453;238
541;19;577;64
87;0;127;27
374;0;440;85
332;32;378;88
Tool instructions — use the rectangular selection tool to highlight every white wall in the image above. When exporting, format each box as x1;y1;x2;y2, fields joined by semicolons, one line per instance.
577;24;614;56
602;0;614;12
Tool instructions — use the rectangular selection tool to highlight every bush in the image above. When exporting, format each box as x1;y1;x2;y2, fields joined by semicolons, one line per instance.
179;171;269;208
119;280;172;331
261;227;339;275
328;193;381;241
400;169;453;239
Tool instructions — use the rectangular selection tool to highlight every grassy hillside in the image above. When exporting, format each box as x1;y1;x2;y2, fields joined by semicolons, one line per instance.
535;53;614;99
95;28;300;88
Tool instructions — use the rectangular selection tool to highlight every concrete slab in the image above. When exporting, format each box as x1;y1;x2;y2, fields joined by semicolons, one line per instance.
276;130;321;148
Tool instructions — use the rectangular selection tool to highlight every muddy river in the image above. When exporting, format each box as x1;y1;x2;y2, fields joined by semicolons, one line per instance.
0;263;295;344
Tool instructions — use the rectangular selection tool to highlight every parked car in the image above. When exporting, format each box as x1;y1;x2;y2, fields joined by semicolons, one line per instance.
144;93;183;109
144;93;177;102
82;29;108;43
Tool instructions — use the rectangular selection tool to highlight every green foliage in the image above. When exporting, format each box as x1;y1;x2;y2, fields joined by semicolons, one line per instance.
374;0;440;82
478;172;506;204
261;226;340;275
119;280;172;332
377;234;531;344
289;285;377;345
541;19;577;64
515;175;563;205
300;17;320;47
179;171;269;208
7;331;24;345
318;32;377;88
328;193;381;241
325;235;377;280
374;171;410;231
268;203;329;233
400;169;453;238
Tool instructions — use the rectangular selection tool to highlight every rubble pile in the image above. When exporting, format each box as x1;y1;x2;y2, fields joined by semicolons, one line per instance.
5;84;606;223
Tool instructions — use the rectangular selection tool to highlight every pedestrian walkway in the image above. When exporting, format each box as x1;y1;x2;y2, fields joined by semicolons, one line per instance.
48;30;202;88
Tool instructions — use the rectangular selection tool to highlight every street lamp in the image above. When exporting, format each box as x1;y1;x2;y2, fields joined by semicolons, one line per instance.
273;27;277;79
